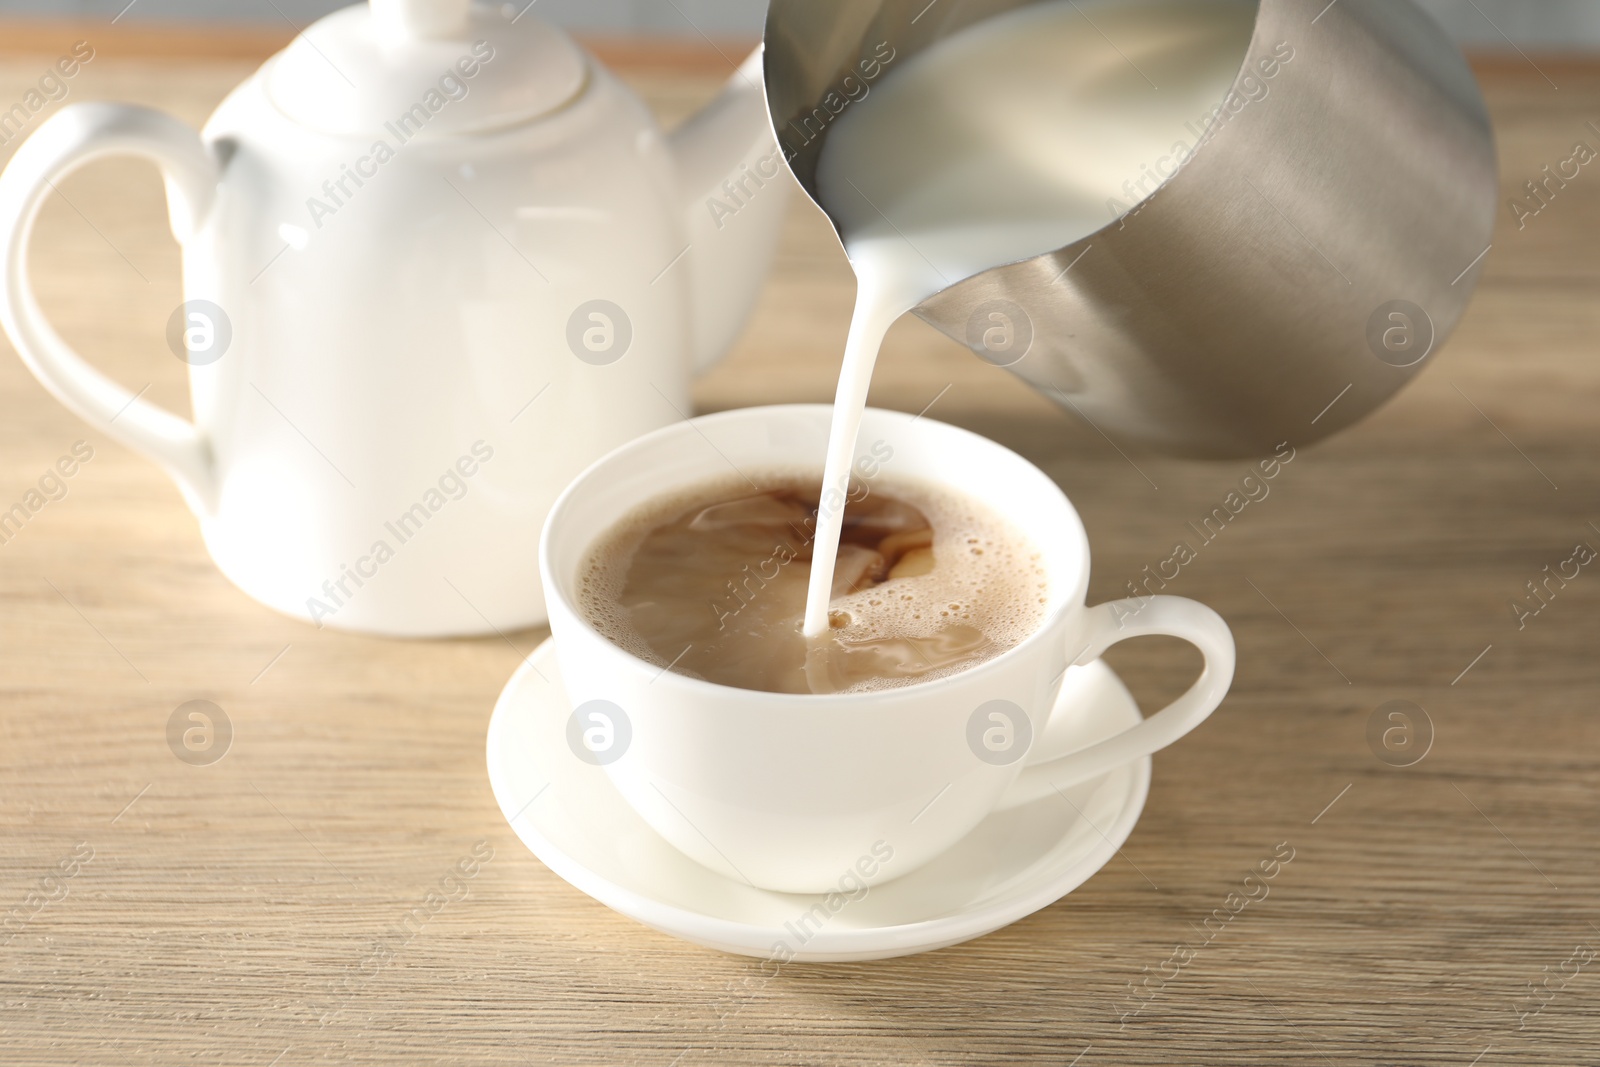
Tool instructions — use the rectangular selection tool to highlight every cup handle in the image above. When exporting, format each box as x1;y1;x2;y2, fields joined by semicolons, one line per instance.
0;103;219;512
1005;596;1235;803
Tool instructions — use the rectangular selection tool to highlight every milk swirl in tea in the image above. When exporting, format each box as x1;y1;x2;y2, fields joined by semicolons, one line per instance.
577;474;1048;695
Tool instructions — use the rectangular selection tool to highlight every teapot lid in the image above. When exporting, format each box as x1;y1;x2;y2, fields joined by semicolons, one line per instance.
265;0;587;139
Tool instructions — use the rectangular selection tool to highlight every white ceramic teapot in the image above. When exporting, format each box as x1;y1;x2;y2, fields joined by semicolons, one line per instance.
0;0;788;636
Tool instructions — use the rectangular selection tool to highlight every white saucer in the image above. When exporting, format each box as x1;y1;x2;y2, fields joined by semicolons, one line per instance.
485;639;1151;962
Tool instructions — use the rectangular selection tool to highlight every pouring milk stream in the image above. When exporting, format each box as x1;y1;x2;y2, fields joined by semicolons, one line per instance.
799;0;1257;661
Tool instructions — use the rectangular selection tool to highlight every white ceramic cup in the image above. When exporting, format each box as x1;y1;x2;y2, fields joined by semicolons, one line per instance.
541;404;1235;894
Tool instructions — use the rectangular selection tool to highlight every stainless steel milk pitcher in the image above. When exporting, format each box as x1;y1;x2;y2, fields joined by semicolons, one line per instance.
762;0;1498;457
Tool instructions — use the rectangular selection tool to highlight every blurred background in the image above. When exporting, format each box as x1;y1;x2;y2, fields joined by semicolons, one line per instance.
0;0;1596;47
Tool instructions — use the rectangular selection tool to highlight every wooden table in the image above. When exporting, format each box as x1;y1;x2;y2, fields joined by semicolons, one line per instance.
1;26;1596;1066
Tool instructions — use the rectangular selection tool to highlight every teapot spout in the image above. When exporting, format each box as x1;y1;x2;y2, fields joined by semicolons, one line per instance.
669;47;790;374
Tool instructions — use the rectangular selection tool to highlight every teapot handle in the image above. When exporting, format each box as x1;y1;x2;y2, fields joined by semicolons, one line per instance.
0;103;219;512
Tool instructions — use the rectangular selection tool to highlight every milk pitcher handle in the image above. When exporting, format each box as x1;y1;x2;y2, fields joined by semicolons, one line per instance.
1004;596;1236;806
0;103;219;512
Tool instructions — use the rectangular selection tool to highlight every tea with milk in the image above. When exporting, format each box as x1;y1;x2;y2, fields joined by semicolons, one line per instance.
577;474;1048;694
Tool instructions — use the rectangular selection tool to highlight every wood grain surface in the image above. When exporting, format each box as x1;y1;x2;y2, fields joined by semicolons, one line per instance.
0;24;1597;1067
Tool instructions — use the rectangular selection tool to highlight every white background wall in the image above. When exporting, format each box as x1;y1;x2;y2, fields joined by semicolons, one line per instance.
1;0;1597;47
